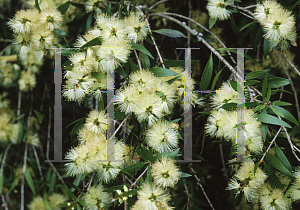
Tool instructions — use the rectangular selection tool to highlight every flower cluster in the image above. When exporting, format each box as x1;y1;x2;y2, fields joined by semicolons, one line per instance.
132;183;174;210
83;184;112;210
205;81;263;155
63;12;148;103
28;193;67;210
115;67;203;125
0;60;20;88
7;8;63;61
254;0;297;50
64;110;128;183
206;0;234;21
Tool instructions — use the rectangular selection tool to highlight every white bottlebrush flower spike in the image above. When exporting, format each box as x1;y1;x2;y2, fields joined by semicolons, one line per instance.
152;157;180;188
85;110;108;135
206;0;234;21
83;184;112;210
39;8;63;31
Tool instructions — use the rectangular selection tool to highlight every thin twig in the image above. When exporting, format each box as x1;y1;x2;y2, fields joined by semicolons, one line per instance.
219;144;228;181
32;145;43;181
148;0;168;10
20;144;28;210
260;127;283;162
133;49;142;70
183;178;192;209
188;163;215;210
131;166;149;188
109;114;130;141
0;144;11;177
275;51;300;121
228;5;255;17
17;90;22;117
1;194;8;210
282;51;300;77
148;13;243;81
245;5;257;9
144;17;166;69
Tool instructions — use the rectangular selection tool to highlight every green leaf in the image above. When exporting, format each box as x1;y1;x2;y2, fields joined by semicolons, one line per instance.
77;204;82;210
263;162;280;184
166;75;182;84
266;86;271;103
257;114;292;128
115;112;126;120
253;104;265;112
263;38;270;59
73;12;86;20
211;68;223;90
254;27;262;52
81;37;102;49
57;1;70;14
179;172;192;178
262;72;268;102
291;125;300;138
35;0;41;11
54;29;70;37
116;66;128;79
289;0;300;10
272;106;299;126
33;110;44;124
125;189;138;197
154;148;181;160
266;153;293;177
122;162;147;174
230;17;240;35
86;12;93;32
267;77;291;88
269;106;284;118
240;21;255;31
91;72;105;79
25;168;36;195
79;199;87;206
253;161;260;175
131;42;154;59
209;18;217;29
200;53;213;90
43;192;52;210
139;144;155;163
104;184;124;192
129;58;139;71
245;80;259;86
70;2;85;8
140;52;150;69
61;49;78;56
106;3;111;15
0;170;3;194
221;103;237;111
229;80;237;91
271;89;292;95
275;144;293;173
149;67;179;77
271;101;292;106
152;29;187;38
245;69;268;80
71;174;82;192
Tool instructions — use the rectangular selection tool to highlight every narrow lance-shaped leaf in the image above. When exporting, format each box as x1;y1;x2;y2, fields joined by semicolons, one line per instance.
57;1;70;14
152;29;187;38
257;114;292;128
150;67;179;77
274;144;293;173
200;53;213;90
131;42;154;59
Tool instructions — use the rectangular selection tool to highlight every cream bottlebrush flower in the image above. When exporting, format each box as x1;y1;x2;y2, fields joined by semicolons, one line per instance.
28;196;46;210
254;0;282;24
245;135;263;154
264;9;296;42
222;109;262;141
13;33;31;56
65;143;99;176
290;167;300;200
7;9;39;34
129;69;156;91
134;93;164;125
69;51;94;74
205;109;229;138
62;86;86;103
226;177;241;191
64;71;94;92
101;16;127;40
48;193;68;210
97;37;131;72
115;85;140;114
31;26;54;49
152;157;180;188
125;13;148;43
154;82;176;114
0;113;13;143
259;183;292;210
26;132;40;147
85;110;108;134
77;126;99;145
39;8;63;31
135;183;173;210
85;0;107;13
83;184;112;210
18;70;36;91
211;81;237;110
206;0;234;21
145;120;178;153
